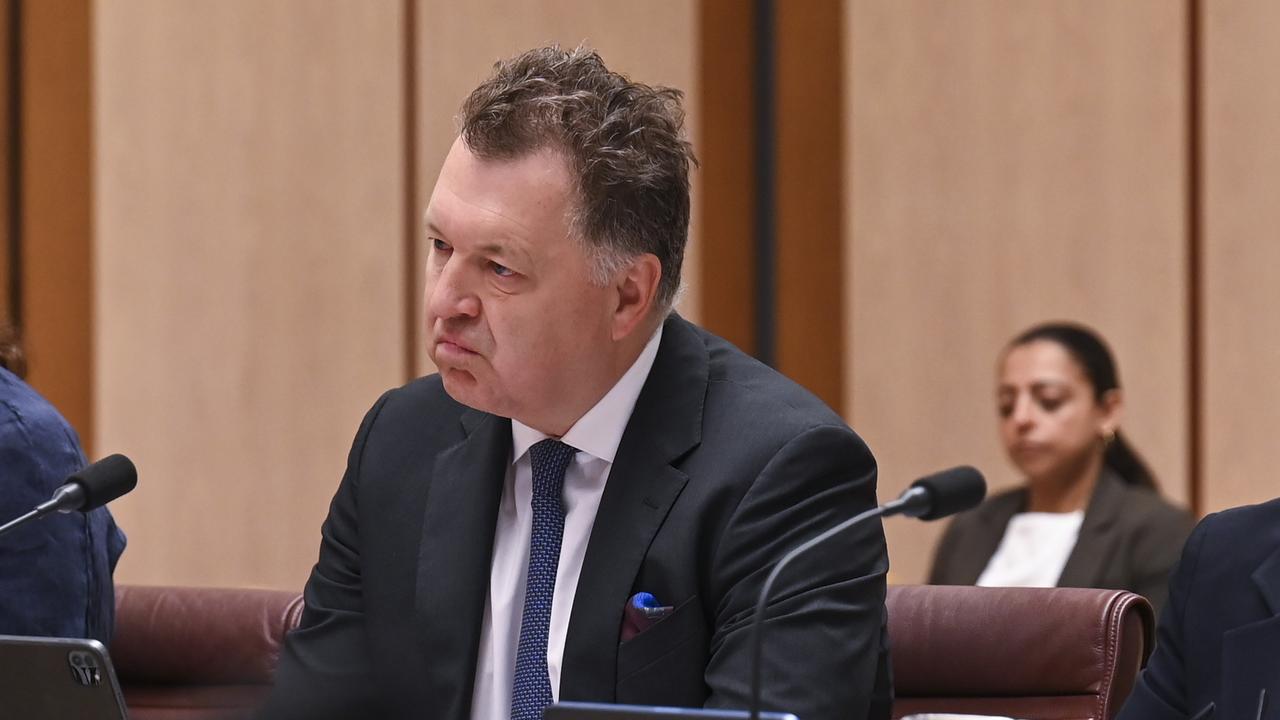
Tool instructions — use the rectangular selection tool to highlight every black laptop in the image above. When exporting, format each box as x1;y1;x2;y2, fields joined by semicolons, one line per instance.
0;635;129;719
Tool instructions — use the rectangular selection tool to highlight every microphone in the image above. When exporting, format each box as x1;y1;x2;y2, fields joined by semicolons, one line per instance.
0;453;137;539
747;466;986;720
892;465;987;520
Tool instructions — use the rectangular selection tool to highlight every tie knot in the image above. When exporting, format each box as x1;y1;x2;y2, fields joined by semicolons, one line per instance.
528;439;576;500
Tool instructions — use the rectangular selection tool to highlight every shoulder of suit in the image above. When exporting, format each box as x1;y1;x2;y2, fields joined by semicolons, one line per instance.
688;320;846;431
1172;496;1280;591
368;373;470;429
1104;478;1193;527
950;485;1025;530
1197;496;1280;550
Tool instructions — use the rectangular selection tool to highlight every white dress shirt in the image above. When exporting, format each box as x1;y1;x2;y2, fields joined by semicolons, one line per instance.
470;326;663;720
976;510;1085;588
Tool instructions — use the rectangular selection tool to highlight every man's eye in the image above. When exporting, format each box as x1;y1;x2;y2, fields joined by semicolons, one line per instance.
431;238;451;252
491;262;514;278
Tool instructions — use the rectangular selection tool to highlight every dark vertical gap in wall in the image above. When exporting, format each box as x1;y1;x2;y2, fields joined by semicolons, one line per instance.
752;0;776;367
402;0;418;382
6;0;20;331
1186;0;1203;516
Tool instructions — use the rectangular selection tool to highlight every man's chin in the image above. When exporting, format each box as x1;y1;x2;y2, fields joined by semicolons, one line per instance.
439;367;501;414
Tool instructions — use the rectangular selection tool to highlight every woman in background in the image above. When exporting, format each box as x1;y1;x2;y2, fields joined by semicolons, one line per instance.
929;322;1191;614
0;326;126;643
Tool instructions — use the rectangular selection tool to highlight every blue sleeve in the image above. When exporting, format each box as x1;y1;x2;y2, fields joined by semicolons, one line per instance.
0;375;125;644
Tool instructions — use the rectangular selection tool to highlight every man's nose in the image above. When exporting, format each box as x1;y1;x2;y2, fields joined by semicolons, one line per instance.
427;261;481;319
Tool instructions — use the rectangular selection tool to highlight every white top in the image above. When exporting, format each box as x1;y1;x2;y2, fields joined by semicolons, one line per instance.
470;325;664;720
975;510;1085;588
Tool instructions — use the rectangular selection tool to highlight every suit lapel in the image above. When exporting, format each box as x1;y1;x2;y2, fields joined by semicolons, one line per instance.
1253;542;1280;617
1057;470;1124;588
414;409;510;720
1219;543;1280;718
558;315;704;702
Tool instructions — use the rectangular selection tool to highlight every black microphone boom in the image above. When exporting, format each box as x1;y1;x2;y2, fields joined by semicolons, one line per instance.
746;465;986;720
0;453;137;539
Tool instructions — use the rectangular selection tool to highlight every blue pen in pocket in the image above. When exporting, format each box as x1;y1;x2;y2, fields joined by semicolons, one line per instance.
622;592;674;641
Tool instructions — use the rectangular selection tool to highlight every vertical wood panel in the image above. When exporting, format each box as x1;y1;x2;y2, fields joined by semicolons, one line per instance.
1201;0;1280;513
414;0;700;375
22;0;93;449
697;0;755;355
0;0;10;329
846;0;1189;583
776;0;843;411
95;0;406;590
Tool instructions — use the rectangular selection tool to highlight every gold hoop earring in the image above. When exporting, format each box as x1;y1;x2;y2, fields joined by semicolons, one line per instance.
1101;428;1116;446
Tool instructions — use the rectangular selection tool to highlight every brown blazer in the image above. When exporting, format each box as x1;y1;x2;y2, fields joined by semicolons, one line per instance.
928;469;1193;615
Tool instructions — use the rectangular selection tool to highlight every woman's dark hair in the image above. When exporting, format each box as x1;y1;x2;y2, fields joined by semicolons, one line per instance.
0;324;26;378
1009;322;1158;490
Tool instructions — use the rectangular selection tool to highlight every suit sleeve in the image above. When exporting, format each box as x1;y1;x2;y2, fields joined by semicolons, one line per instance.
701;423;889;720
1117;512;1214;720
256;394;392;720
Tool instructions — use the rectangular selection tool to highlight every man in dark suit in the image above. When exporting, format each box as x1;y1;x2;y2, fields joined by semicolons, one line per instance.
258;46;890;720
1117;498;1280;719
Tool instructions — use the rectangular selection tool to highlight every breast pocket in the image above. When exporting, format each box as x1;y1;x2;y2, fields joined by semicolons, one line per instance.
616;595;709;705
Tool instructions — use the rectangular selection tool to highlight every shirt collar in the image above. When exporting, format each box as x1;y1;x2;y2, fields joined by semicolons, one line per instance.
511;324;664;465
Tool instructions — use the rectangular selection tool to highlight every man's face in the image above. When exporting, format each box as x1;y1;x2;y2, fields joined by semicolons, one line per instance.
423;138;619;432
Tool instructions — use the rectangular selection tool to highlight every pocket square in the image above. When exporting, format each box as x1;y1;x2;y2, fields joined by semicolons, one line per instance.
621;592;674;642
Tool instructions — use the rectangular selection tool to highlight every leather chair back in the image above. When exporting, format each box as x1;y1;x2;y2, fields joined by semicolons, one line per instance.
888;585;1154;720
111;583;1152;719
112;584;304;720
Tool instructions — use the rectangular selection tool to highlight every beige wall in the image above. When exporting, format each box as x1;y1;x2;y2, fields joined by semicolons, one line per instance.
413;0;701;375
845;0;1190;584
1201;0;1280;513
94;0;408;590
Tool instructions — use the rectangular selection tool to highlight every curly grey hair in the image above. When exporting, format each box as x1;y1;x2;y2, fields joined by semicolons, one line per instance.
460;45;696;311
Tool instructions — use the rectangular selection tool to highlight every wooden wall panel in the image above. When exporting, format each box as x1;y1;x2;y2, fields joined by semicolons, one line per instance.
94;0;406;590
0;0;9;329
776;0;844;412
414;0;700;374
696;0;755;356
1201;0;1280;513
846;0;1189;583
22;0;93;448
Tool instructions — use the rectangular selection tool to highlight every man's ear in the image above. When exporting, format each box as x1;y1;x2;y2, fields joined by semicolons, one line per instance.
612;253;662;341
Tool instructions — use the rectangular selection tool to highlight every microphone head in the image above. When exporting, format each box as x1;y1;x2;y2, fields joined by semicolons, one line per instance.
66;454;137;511
904;465;986;520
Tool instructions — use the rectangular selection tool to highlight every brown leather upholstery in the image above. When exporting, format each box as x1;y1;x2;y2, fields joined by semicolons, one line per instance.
112;585;304;720
888;585;1155;720
110;583;1151;719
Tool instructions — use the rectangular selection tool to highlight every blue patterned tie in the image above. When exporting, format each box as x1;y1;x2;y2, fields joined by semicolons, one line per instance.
511;439;577;720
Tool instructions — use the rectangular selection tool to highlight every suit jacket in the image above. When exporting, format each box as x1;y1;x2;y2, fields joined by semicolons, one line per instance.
928;469;1192;615
258;315;891;720
1118;498;1280;720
